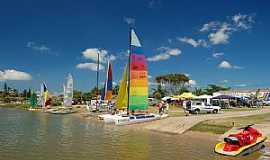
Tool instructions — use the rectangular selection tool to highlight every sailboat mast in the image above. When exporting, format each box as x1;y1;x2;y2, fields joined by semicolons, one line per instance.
96;52;100;108
127;27;132;115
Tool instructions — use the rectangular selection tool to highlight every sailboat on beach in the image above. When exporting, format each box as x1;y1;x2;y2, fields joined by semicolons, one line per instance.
28;90;40;111
40;82;50;109
48;74;77;114
63;73;73;107
100;28;167;124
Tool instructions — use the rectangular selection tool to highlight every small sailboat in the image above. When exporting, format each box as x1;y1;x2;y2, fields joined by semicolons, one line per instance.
48;74;77;114
100;28;167;124
39;82;51;109
98;64;126;123
63;73;73;107
28;90;41;111
114;28;167;125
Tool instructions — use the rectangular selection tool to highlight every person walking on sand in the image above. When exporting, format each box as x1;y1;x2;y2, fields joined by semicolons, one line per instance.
185;100;191;116
165;100;169;114
158;101;163;115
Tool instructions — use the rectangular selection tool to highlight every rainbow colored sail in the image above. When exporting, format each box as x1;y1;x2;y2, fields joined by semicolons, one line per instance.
129;29;148;110
103;60;113;101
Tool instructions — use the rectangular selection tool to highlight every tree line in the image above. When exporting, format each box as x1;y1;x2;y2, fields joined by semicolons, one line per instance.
152;73;230;100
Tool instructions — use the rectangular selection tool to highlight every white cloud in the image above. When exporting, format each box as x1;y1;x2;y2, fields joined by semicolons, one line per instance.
212;52;224;58
113;81;117;86
199;13;255;45
233;65;244;70
148;0;162;8
124;17;135;25
148;75;152;79
184;73;190;77
232;14;254;30
109;54;116;61
147;47;181;62
208;23;231;44
27;42;50;52
235;84;247;87
0;69;32;81
178;37;207;47
188;80;197;86
82;48;116;63
147;53;170;62
218;61;233;69
200;21;220;32
221;80;229;83
76;63;104;71
218;60;244;69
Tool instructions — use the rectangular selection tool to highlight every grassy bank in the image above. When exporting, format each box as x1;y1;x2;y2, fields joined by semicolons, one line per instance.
189;112;270;134
0;104;31;110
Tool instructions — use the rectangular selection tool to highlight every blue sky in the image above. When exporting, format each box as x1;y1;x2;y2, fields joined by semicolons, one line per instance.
0;0;270;92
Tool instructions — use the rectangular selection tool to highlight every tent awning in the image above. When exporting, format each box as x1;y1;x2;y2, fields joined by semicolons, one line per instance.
173;92;197;99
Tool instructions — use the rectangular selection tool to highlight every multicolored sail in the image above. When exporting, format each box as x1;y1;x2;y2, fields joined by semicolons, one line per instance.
116;65;128;109
129;29;148;110
102;60;113;101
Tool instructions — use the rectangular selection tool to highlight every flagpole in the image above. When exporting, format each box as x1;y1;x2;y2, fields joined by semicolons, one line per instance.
127;27;132;115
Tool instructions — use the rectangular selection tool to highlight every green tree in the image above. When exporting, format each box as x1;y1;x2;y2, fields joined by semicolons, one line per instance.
193;88;204;96
155;73;189;95
178;87;190;95
23;89;27;98
90;87;102;98
82;92;91;101
152;85;166;99
3;83;8;97
153;92;162;100
204;84;230;95
73;90;82;100
27;89;31;98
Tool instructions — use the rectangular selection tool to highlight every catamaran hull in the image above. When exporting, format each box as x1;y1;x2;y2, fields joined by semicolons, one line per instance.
114;114;168;125
98;113;127;123
215;136;267;157
98;114;118;123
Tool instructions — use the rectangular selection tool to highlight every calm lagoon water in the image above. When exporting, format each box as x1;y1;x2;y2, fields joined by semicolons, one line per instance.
0;107;263;160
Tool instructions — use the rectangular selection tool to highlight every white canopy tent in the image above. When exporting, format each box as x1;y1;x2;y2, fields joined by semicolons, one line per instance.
195;94;213;105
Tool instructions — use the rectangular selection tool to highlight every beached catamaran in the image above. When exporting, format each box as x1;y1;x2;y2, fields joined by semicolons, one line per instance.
100;28;167;125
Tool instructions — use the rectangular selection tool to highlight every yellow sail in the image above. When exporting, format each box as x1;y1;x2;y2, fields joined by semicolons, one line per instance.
116;66;128;109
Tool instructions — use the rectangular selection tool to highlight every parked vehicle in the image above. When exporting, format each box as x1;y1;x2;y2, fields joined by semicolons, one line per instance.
184;101;221;114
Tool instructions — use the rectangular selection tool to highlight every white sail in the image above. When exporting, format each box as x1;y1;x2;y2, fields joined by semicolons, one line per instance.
37;83;43;107
64;74;73;107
